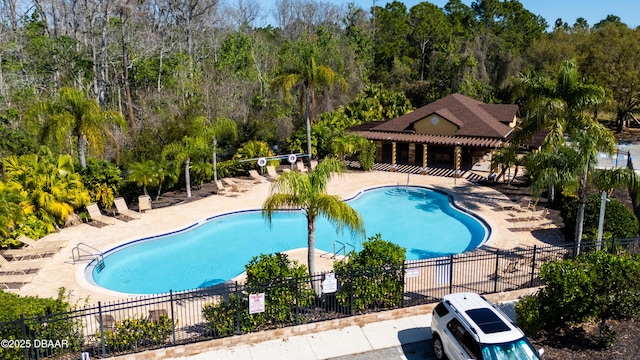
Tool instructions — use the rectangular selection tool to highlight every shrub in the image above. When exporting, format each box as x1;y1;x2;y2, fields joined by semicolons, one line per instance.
333;234;406;312
0;288;84;360
516;252;640;346
560;194;638;241
202;253;314;335
97;314;174;352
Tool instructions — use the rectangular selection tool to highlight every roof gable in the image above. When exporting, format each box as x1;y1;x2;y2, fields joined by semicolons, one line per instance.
371;93;517;139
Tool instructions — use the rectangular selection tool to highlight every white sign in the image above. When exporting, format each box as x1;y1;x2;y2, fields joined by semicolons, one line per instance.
405;268;420;278
287;154;297;164
249;293;265;314
322;272;338;294
257;157;267;167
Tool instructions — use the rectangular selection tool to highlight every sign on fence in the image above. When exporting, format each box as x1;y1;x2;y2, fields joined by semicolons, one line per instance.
249;293;265;314
322;272;337;294
435;258;451;285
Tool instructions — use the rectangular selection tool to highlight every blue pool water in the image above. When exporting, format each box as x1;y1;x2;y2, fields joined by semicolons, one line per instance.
90;186;489;294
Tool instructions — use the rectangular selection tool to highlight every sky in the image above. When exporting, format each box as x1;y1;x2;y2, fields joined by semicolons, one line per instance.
259;0;640;30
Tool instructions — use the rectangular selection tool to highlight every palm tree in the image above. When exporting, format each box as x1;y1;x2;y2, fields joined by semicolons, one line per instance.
272;34;345;163
162;136;209;198
515;60;640;253
262;157;365;293
29;87;127;168
127;159;164;197
0;181;24;238
3;148;91;232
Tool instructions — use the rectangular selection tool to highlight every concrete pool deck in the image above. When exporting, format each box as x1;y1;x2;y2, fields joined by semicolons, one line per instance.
10;170;563;303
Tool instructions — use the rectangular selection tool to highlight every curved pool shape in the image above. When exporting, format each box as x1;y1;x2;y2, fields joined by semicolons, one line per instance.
90;186;489;294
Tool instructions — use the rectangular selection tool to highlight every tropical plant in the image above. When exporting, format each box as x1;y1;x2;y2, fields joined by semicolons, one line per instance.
272;32;346;162
26;87;127;168
262;157;365;294
0;181;24;240
161;136;210;198
80;159;122;209
334;234;406;311
514;60;639;253
3;147;91;232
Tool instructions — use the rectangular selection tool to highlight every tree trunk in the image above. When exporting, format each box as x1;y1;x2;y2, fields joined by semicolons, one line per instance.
305;88;312;165
185;158;191;198
120;9;135;127
307;214;320;295
78;133;87;168
574;161;589;256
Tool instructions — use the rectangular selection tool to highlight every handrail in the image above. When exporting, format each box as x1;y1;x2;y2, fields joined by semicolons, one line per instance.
72;242;105;271
332;240;355;259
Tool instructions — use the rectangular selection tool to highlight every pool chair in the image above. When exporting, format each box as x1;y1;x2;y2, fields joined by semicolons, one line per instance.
114;197;142;220
223;178;251;192
95;314;116;332
265;165;280;180
148;309;168;322
18;235;67;252
309;159;318;171
1;246;57;260
296;161;308;172
214;180;230;194
138;195;152;212
0;254;44;275
0;273;35;290
248;169;268;183
86;203;116;226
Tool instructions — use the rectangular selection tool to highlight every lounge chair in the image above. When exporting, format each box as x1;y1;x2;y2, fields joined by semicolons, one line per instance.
296;161;308;172
114;197;142;220
95;314;116;331
265;165;280;180
1;246;57;260
309;159;318;171
214;180;230;194
148;309;168;322
86;203;116;226
138;195;152;212
18;235;67;251
0;254;44;275
248;170;268;183
0;273;35;290
223;178;251;192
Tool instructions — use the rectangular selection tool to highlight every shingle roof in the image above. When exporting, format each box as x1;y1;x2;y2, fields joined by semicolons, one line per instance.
351;130;505;148
370;93;517;139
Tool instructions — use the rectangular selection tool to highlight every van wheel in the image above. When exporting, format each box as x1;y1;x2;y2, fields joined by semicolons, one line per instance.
433;335;447;360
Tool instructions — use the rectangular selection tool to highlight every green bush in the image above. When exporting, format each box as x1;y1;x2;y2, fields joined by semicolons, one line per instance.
516;252;640;346
202;253;314;335
357;140;375;171
560;194;639;241
0;288;84;360
334;234;406;312
97;314;174;352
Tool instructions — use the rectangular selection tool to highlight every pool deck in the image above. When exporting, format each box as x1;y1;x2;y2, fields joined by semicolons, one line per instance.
10;170;563;303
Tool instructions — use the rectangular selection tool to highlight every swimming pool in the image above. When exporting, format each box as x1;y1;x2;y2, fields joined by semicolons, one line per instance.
89;186;489;294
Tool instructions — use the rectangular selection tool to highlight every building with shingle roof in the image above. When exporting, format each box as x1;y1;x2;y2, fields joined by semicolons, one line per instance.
350;93;523;173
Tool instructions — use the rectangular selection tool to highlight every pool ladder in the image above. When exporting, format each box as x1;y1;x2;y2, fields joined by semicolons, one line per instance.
72;242;106;272
332;240;355;259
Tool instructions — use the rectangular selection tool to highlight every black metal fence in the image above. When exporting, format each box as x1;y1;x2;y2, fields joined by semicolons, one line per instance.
2;238;639;360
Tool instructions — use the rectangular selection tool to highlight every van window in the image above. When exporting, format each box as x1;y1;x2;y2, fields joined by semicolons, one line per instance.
447;318;482;359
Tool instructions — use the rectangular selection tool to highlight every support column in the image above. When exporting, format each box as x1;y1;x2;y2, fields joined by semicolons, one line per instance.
391;142;397;165
421;144;429;175
390;142;397;171
454;145;462;178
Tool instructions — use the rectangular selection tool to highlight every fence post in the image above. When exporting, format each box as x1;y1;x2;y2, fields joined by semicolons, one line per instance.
234;282;241;335
529;245;537;287
493;249;500;293
295;277;300;325
448;254;454;294
98;302;106;358
401;262;406;308
20;314;28;360
169;290;176;344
